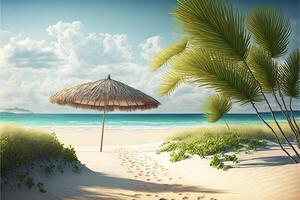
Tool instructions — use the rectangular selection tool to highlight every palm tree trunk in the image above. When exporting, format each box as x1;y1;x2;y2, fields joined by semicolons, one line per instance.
279;90;300;135
224;118;230;130
290;98;300;149
100;107;106;152
251;102;298;163
290;98;300;134
243;61;300;159
272;90;300;146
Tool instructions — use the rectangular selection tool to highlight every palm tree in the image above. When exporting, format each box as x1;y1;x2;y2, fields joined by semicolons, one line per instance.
280;49;300;135
203;94;232;130
151;0;300;163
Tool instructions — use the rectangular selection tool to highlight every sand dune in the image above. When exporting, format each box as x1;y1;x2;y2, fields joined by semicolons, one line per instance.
2;128;300;200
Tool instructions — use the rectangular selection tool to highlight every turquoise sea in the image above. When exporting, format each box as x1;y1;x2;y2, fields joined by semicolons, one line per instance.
0;112;299;129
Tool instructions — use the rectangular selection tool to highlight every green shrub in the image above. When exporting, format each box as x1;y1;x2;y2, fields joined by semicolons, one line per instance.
210;154;228;171
25;177;34;189
37;182;46;193
159;130;267;170
0;123;80;192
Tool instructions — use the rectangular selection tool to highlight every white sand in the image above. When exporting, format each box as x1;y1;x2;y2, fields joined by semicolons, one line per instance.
2;128;300;200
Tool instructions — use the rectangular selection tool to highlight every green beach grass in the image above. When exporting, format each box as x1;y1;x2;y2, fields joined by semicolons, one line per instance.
169;123;295;142
0;123;80;192
159;123;296;170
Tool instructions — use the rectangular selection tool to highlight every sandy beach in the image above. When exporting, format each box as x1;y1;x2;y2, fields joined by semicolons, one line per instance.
2;127;300;200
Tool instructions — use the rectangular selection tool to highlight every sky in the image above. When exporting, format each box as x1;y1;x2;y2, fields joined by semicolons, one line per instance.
0;0;299;113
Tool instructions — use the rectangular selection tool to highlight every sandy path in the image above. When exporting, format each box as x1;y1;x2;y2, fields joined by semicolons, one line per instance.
116;149;207;200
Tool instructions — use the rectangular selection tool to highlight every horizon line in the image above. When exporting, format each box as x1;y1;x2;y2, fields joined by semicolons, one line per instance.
2;111;300;114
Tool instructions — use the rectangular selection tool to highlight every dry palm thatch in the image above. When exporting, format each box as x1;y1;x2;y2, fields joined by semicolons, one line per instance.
50;75;160;112
50;75;160;152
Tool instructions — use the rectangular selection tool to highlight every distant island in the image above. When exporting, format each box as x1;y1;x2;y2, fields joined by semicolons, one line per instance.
0;107;33;113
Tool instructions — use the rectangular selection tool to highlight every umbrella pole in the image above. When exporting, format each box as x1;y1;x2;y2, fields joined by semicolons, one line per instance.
100;107;106;152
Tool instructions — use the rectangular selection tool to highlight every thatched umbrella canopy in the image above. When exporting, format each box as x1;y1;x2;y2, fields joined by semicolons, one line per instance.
50;75;160;151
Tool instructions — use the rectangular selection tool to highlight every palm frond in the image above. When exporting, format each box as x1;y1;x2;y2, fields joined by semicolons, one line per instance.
151;38;188;71
159;69;185;96
279;49;300;97
174;0;250;61
247;47;279;92
169;48;261;103
203;93;232;123
248;7;291;58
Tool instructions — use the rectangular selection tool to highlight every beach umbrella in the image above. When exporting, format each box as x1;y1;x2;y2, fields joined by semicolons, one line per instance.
49;75;160;152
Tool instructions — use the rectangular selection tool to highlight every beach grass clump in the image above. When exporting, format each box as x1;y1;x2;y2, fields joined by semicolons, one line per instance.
158;125;282;170
0;123;81;192
170;124;295;143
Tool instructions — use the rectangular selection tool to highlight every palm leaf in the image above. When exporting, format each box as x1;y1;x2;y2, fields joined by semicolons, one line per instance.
151;38;188;71
203;93;232;122
248;7;291;58
167;48;261;103
174;0;250;61
159;69;186;96
279;49;300;97
247;47;279;92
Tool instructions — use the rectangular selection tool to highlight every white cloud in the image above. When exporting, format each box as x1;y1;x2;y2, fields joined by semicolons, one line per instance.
1;37;63;68
2;21;289;113
139;36;161;61
0;21;137;112
46;21;132;67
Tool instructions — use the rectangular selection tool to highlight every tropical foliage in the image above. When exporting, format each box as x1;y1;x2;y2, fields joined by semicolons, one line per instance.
248;7;291;58
174;0;250;61
203;94;232;129
280;49;300;98
151;38;188;71
151;0;300;163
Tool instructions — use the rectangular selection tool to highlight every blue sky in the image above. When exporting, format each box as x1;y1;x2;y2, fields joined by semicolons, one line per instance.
0;0;299;113
2;0;298;47
1;0;178;47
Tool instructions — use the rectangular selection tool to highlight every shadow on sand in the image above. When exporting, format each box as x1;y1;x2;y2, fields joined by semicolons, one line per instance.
2;165;224;200
59;166;224;200
237;155;296;168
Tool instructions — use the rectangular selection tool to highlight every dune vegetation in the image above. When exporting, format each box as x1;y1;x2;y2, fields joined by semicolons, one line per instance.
159;124;296;170
0;123;81;192
151;0;300;163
